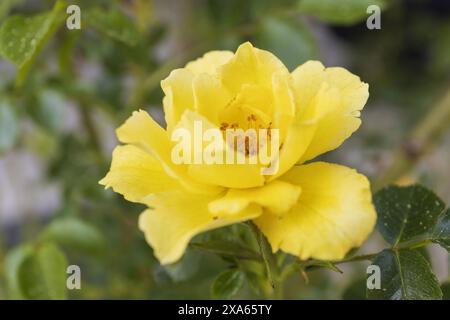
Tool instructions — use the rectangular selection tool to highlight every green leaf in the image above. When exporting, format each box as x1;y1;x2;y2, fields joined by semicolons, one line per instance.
416;246;432;264
245;271;262;297
5;243;67;299
0;0;65;85
303;260;343;273
367;249;442;300
85;7;141;46
4;244;33;299
432;208;450;251
256;17;317;70
40;216;106;255
374;185;448;249
211;269;245;299
298;0;386;26
0;100;19;152
18;243;68;299
191;241;261;261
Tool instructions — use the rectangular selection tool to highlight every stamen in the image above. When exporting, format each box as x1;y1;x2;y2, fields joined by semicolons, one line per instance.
220;122;229;131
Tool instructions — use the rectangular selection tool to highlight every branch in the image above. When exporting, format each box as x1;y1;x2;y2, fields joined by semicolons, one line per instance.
373;86;450;190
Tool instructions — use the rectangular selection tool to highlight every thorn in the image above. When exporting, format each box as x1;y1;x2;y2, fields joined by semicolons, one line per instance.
300;269;309;284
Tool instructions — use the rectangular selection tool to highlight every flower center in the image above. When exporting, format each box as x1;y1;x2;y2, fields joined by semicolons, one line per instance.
219;104;275;157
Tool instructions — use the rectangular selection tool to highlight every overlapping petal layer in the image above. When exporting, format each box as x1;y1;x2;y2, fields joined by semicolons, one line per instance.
209;180;301;217
255;162;376;260
99;145;179;203
292;61;369;163
115;110;223;195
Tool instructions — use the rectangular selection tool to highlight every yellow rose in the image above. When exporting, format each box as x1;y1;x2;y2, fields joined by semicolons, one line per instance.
100;42;376;264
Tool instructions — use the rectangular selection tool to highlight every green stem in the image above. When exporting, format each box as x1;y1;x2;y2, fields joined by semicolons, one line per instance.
282;237;434;280
78;102;104;165
247;222;282;299
395;238;431;250
333;253;377;265
282;253;379;281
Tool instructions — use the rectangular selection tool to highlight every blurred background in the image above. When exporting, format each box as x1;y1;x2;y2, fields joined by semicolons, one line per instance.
0;0;449;299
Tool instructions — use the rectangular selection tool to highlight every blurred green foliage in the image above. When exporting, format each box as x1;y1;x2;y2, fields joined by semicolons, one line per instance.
0;0;449;300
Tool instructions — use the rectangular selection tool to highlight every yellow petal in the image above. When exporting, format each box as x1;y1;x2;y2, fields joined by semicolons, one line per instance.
272;73;295;117
266;119;316;181
292;61;369;163
192;73;232;125
116;110;180;177
161;69;195;133
220;83;274;119
139;191;261;264
99;145;179;202
255;162;376;261
266;83;341;179
209;180;301;216
219;42;289;94
162;51;234;130
116;110;223;195
265;73;327;181
291;61;328;116
185;50;234;75
188;164;265;189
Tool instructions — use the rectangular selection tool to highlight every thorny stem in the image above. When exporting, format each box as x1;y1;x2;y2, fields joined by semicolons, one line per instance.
281;237;432;281
373;86;450;190
281;253;376;281
78;102;104;165
332;253;377;264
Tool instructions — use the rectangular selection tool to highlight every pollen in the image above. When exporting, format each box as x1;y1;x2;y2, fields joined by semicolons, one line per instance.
220;122;229;131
